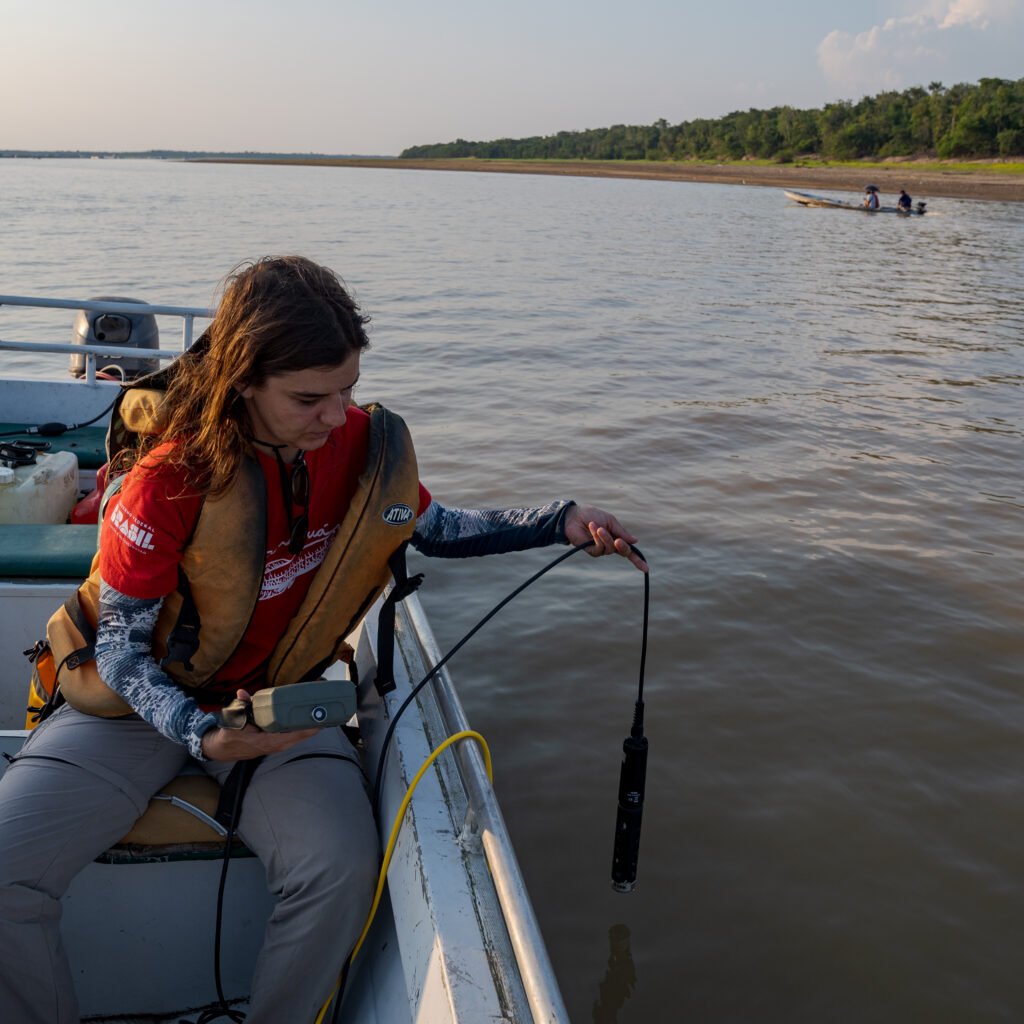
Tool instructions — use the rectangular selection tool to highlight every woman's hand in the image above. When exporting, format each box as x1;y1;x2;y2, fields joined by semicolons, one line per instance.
200;689;320;761
564;505;648;572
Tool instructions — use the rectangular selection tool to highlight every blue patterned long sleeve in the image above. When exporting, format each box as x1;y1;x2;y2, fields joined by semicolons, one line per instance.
94;581;220;759
411;498;575;558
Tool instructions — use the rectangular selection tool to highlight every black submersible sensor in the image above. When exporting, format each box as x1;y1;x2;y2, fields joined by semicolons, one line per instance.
611;548;649;893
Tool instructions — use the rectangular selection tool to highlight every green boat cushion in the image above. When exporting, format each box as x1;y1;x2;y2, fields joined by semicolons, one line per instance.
0;426;108;469
0;524;97;578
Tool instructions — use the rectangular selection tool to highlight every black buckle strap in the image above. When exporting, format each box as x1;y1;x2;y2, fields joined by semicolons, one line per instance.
23;639;64;725
22;596;96;726
161;566;200;673
214;757;264;830
23;638;49;664
374;543;424;696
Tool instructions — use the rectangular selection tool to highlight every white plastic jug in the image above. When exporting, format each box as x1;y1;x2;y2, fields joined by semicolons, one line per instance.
0;451;80;525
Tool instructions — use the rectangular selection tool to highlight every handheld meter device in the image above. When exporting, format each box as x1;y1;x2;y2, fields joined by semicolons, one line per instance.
221;679;357;733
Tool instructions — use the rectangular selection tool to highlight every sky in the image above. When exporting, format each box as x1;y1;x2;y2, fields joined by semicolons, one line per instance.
1;0;1020;155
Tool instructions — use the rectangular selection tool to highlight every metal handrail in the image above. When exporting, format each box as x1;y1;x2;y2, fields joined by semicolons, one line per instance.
0;295;214;382
0;341;179;361
0;294;214;348
0;295;215;319
401;593;570;1024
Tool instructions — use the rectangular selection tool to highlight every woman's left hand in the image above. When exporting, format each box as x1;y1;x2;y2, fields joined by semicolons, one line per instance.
564;505;648;572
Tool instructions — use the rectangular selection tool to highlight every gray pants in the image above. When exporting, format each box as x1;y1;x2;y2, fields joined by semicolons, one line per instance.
0;705;378;1024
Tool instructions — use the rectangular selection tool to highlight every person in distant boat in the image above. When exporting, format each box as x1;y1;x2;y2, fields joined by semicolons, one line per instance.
863;186;880;211
0;256;647;1024
897;189;913;212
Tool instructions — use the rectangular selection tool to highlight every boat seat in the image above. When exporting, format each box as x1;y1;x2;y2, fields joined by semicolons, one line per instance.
0;524;247;862
0;524;97;579
0;425;107;469
98;768;254;865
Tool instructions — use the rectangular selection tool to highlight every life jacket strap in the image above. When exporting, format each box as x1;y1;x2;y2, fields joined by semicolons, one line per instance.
214;757;264;830
61;593;97;667
374;543;424;696
161;566;201;673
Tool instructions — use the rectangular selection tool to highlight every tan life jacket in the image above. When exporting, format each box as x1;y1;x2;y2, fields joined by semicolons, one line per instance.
49;402;420;718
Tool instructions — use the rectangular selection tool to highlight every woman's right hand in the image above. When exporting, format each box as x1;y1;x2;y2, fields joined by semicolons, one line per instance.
200;688;320;761
201;722;320;761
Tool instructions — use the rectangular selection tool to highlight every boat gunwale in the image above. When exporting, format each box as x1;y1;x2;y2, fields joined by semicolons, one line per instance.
396;594;570;1022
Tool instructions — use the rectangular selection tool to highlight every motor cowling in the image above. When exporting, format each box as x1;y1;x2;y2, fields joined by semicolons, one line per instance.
70;297;159;380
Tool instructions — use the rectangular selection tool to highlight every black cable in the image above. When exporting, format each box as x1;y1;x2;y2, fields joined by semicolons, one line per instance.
0;394;119;438
70;394;120;430
611;550;650;893
635;547;648;707
0;441;48;466
187;772;248;1024
371;540;595;817
329;958;351;1024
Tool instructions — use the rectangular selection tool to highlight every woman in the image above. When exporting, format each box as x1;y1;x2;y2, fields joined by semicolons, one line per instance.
0;256;645;1023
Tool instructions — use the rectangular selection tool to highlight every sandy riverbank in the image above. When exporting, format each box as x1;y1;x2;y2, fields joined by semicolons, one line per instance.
195;157;1024;202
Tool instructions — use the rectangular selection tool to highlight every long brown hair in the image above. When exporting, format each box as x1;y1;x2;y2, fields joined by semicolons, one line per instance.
144;256;370;494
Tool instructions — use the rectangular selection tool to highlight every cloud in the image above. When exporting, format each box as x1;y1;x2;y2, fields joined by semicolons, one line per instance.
937;0;1016;29
817;27;904;93
816;0;1014;94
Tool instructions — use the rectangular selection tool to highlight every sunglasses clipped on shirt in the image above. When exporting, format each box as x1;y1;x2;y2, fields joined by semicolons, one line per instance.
252;439;311;556
286;452;310;555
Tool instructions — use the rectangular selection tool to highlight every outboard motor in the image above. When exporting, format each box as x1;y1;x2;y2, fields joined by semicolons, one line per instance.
70;297;159;380
916;201;927;215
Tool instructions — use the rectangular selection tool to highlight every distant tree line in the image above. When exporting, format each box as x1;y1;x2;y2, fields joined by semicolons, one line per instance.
0;149;377;160
400;79;1024;163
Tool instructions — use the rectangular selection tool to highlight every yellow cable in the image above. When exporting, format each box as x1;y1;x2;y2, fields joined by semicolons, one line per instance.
314;729;492;1024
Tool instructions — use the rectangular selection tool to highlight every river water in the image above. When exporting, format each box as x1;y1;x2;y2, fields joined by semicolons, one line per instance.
1;159;1022;1023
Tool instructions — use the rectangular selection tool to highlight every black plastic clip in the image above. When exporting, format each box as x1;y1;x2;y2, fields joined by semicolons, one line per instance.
374;543;425;696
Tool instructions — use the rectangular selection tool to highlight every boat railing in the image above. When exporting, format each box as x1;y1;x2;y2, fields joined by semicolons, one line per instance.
0;295;214;383
401;593;571;1023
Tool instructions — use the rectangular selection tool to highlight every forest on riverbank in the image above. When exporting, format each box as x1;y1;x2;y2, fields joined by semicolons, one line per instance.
400;78;1024;164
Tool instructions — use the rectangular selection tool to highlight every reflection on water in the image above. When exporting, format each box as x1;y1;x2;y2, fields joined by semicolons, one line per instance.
1;161;1022;1022
592;924;637;1024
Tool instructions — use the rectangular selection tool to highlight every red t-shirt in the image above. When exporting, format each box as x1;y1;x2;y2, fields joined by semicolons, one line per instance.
100;407;430;695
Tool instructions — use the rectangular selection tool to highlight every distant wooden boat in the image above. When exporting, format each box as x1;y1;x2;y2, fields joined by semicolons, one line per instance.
783;189;927;215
